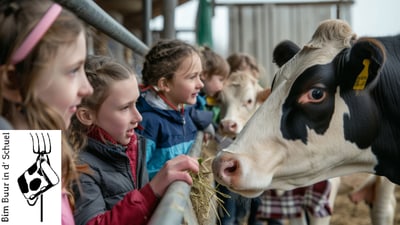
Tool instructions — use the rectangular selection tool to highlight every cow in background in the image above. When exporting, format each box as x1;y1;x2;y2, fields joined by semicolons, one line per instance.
212;19;399;224
214;70;269;225
218;70;270;138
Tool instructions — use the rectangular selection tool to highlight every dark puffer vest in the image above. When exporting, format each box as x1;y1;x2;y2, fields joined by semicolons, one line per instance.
73;136;149;225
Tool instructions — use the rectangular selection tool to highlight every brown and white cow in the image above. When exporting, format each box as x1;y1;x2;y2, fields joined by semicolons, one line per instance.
218;70;270;138
212;19;399;202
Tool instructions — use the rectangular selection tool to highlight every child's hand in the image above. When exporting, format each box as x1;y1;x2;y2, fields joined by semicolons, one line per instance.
149;155;199;197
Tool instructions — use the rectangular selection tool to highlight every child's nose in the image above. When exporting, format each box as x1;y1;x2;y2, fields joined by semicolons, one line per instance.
80;76;93;97
197;77;204;89
132;107;142;123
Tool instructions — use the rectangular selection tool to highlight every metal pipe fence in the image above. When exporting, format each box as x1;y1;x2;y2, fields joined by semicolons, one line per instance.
54;0;149;57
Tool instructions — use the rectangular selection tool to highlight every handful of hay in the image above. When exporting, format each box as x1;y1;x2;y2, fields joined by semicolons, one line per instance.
190;157;230;225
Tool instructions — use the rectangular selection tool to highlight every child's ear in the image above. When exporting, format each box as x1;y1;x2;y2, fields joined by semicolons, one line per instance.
75;107;95;126
157;77;171;92
0;65;22;103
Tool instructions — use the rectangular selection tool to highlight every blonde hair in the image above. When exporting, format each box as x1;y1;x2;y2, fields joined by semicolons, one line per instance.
227;52;260;79
0;0;85;192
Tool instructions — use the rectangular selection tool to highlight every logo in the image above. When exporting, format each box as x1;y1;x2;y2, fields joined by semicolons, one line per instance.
18;133;59;212
1;130;61;224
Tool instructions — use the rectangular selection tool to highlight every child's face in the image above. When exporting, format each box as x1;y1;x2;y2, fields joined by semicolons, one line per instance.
35;31;93;128
163;53;203;107
201;74;225;98
95;75;142;145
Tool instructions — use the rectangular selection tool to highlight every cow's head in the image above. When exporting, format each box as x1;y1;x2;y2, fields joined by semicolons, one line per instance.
218;70;270;137
212;19;386;197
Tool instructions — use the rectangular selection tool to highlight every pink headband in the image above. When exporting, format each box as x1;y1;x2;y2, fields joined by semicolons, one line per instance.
10;3;62;65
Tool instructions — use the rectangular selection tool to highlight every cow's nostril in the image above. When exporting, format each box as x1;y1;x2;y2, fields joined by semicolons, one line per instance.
213;153;241;186
223;160;238;176
224;160;238;174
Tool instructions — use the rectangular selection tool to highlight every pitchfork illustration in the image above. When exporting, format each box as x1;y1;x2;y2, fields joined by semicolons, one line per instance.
17;132;60;222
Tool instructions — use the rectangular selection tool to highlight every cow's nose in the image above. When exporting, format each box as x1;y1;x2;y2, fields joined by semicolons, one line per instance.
212;152;240;186
220;120;238;134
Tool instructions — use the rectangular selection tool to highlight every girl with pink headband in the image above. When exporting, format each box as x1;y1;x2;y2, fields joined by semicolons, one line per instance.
0;1;93;224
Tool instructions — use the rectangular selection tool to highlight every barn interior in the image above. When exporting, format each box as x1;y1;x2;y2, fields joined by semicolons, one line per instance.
55;0;355;88
52;1;400;225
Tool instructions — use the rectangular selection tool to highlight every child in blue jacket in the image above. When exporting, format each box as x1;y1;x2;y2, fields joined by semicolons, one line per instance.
136;39;212;179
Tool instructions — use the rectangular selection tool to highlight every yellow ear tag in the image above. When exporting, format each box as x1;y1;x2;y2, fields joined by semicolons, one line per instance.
353;59;370;90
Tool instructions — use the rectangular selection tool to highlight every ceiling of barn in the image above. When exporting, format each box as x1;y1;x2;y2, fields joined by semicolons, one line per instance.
95;0;190;32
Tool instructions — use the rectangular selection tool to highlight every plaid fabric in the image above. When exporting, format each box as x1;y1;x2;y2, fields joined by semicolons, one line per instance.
257;180;332;219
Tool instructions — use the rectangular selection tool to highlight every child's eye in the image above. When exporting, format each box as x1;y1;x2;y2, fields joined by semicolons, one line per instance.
191;73;200;80
121;102;136;111
69;66;81;76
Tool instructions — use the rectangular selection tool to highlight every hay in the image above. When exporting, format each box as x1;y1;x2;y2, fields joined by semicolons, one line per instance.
190;157;230;225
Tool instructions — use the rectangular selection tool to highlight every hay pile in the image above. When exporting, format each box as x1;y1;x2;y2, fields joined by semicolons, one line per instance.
190;157;230;225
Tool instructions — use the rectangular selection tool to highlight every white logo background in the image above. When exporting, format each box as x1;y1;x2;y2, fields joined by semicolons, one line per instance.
0;130;61;225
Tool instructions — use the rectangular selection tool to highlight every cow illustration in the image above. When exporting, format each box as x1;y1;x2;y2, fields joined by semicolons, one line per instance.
18;133;59;206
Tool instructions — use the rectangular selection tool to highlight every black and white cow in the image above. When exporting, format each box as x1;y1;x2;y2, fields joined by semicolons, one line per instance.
272;39;396;225
212;19;400;200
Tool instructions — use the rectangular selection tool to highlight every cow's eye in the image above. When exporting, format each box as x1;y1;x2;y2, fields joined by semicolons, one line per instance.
247;99;253;105
310;88;324;100
298;87;326;104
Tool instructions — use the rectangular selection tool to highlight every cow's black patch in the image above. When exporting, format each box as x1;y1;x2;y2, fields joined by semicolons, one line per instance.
340;91;379;148
29;178;42;191
18;175;29;193
281;64;336;144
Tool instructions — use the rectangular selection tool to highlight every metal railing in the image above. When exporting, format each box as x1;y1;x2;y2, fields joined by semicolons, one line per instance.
54;0;149;57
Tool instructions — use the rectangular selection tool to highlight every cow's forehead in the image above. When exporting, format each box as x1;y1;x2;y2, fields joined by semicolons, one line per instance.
273;19;356;90
223;71;258;96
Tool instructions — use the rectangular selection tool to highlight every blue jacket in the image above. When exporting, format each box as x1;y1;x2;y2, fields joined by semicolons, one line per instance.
136;90;211;179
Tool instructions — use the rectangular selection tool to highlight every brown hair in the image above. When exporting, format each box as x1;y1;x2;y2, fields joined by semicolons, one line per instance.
226;52;260;79
68;55;135;150
199;46;230;80
0;0;85;191
141;39;200;86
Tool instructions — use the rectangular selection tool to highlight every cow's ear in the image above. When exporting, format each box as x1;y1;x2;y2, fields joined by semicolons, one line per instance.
340;38;386;91
256;88;271;103
272;40;301;67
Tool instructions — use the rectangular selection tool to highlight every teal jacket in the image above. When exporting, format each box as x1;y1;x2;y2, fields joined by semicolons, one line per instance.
136;90;212;179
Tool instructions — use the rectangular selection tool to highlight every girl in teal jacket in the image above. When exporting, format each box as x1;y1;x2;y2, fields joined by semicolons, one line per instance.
136;39;211;179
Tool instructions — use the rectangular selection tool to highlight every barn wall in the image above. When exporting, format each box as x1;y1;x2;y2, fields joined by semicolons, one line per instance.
227;3;352;88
